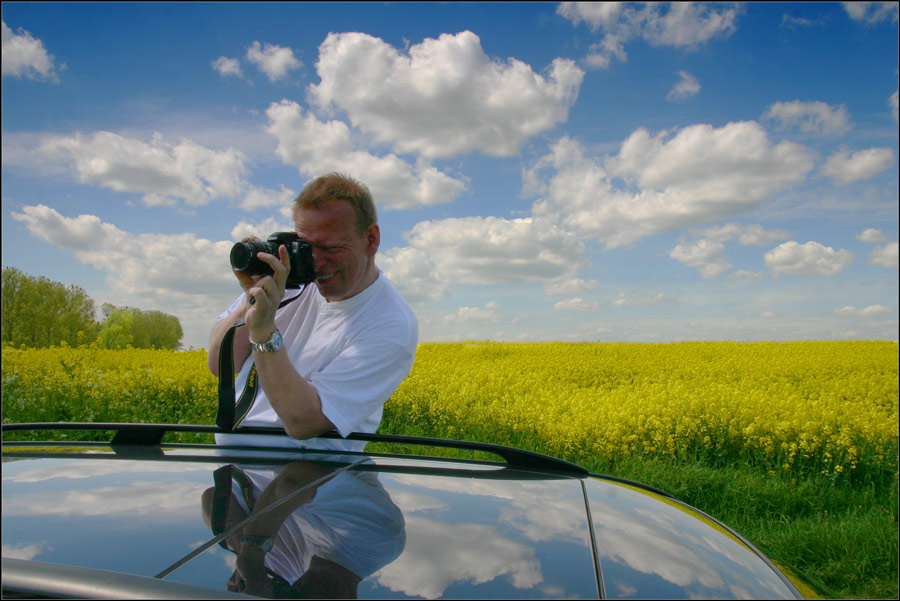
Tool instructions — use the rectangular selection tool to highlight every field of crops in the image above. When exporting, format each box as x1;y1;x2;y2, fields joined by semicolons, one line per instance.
2;340;897;485
2;340;898;598
2;342;218;428
386;341;899;486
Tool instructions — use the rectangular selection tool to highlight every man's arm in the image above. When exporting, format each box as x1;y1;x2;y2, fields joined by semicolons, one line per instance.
241;245;335;440
251;343;336;440
207;293;333;439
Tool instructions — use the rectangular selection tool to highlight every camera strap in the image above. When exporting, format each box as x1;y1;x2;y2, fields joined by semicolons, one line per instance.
216;290;304;432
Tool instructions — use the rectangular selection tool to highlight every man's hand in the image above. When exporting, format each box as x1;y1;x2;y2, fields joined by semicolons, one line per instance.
244;244;291;343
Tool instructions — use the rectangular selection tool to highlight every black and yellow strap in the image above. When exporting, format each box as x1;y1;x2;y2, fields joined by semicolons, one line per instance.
216;322;242;431
216;290;304;431
211;464;256;550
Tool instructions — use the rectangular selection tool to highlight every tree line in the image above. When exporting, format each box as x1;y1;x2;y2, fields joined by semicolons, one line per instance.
2;267;183;350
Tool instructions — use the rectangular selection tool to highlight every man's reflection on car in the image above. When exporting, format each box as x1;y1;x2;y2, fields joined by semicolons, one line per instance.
201;459;405;598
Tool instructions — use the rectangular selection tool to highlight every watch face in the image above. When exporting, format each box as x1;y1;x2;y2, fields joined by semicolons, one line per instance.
270;330;283;351
252;330;282;352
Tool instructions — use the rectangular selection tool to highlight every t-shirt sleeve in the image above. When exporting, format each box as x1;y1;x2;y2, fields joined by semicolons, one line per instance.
309;320;416;438
216;292;246;323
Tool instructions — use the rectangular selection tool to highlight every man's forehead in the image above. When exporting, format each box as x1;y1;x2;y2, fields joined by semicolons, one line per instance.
293;202;356;238
293;197;354;218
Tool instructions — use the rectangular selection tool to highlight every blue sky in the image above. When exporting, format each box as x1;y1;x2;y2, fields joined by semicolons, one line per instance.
2;2;898;350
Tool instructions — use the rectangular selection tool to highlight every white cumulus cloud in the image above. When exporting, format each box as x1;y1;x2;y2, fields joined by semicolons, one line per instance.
857;228;887;244
377;246;450;304
667;70;700;101
9;204;235;297
698;223;792;245
211;55;244;79
308;30;583;158
554;297;601;312
669;239;733;279
444;301;502;324
239;184;296;211
401;216;587;286
542;277;599;296
820;147;896;185
380;216;587;305
762;100;852;135
528;123;814;248
843;2;899;24
606;122;814;201
2;20;61;82
230;214;293;243
669;223;791;278
764;241;854;277
558;2;739;69
869;241;898;268
245;41;302;82
834;305;892;316
265;100;467;210
34;131;253;208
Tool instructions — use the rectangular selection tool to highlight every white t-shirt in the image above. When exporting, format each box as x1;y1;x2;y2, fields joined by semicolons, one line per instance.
215;271;417;452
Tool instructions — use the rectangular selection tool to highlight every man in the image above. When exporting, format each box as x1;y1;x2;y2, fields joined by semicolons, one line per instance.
208;173;418;452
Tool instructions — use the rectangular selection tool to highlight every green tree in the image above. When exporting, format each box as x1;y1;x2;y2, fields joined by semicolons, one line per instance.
99;303;184;350
2;269;184;350
97;304;135;349
132;308;184;350
1;267;98;347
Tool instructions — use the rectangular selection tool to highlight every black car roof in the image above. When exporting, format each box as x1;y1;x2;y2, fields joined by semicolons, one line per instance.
2;422;803;599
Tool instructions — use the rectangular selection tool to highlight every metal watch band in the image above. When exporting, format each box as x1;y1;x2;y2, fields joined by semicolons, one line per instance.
240;535;273;552
249;329;282;353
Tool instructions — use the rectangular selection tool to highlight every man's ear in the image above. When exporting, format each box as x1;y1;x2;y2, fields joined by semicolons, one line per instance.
365;224;380;256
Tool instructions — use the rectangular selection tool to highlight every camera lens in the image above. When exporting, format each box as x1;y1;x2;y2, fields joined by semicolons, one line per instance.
230;243;254;271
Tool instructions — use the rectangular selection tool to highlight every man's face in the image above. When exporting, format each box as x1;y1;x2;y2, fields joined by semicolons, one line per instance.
293;200;378;302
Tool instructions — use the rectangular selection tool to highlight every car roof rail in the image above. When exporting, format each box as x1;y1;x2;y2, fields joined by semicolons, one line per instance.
331;430;588;474
1;422;588;475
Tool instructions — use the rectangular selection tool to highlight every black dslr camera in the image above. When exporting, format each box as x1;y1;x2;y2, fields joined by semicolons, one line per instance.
230;232;316;289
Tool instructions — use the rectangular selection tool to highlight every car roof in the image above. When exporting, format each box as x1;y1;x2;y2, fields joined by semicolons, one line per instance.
2;423;803;599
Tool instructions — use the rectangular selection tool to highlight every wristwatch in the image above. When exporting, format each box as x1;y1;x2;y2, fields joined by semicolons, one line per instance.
240;535;274;552
249;329;283;353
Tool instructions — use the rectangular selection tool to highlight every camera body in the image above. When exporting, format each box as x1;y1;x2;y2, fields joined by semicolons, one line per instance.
230;232;316;289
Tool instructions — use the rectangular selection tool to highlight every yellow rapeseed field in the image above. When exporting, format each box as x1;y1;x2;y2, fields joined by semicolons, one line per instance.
1;341;216;427
384;341;898;483
3;340;897;483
